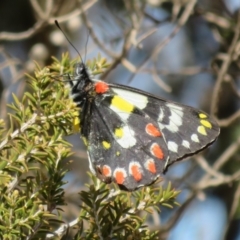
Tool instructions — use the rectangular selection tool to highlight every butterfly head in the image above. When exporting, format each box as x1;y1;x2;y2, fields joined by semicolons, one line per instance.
69;62;91;88
74;62;88;78
67;61;93;108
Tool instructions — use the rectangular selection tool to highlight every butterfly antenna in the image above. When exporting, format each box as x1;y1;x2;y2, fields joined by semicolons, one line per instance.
55;20;83;63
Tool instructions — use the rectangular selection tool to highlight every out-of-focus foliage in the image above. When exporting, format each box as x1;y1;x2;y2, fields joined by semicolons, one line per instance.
0;0;240;239
0;55;180;239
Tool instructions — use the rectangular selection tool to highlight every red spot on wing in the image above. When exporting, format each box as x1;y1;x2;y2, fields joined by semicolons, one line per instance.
95;81;109;94
146;123;162;137
114;169;125;184
130;163;142;181
102;165;111;177
151;143;164;159
146;159;156;173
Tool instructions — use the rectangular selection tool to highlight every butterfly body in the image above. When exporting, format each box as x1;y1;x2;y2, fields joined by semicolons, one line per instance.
68;62;220;191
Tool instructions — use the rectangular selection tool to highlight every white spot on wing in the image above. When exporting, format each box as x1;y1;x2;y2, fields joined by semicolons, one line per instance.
116;125;136;148
182;140;190;148
158;103;183;133
166;103;183;111
168;141;178;152
191;134;199;143
87;152;96;174
109;105;131;120
112;88;148;109
158;107;164;122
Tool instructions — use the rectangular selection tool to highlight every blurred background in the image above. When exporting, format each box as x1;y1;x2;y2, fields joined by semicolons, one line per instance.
0;0;240;239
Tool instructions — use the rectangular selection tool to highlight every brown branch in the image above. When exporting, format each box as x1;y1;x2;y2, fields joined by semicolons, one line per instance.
0;20;47;41
195;155;225;179
210;11;240;116
78;0;118;58
151;0;197;60
101;29;136;80
155;193;195;236
223;183;240;240
197;170;240;190
0;0;97;41
196;136;240;191
213;136;240;171
228;77;240;99
218;110;240;127
30;0;53;19
123;0;197;90
98;2;146;80
228;184;240;223
142;66;212;76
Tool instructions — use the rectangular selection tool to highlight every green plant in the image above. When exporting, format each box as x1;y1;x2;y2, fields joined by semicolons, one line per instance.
0;54;180;239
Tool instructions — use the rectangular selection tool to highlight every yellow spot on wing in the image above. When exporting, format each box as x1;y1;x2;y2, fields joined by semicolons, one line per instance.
198;126;207;135
73;116;80;132
200;120;212;128
199;113;207;118
102;141;111;149
115;128;123;138
116;151;120;156
111;96;134;113
82;137;88;146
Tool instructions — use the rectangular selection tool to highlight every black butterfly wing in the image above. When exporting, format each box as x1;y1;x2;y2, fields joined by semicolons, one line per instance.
109;84;220;168
79;80;219;191
109;84;220;167
86;90;170;191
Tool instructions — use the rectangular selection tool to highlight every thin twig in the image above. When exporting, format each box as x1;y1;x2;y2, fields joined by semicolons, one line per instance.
0;0;97;41
210;11;240;116
0;113;37;150
218;110;240;127
125;0;197;89
78;0;118;58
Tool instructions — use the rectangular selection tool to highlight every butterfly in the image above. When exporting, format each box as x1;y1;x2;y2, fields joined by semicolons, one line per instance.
66;60;220;191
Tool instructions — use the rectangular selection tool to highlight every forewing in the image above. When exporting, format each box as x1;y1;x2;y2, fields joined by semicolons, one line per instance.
86;93;169;191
